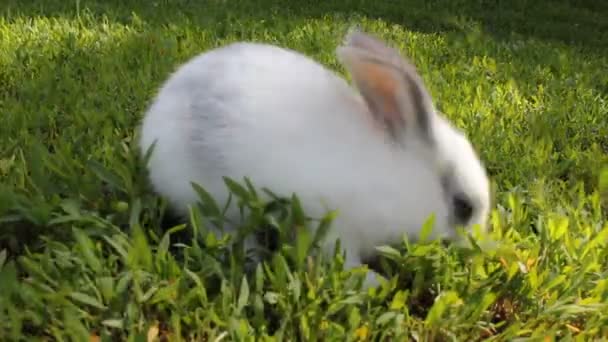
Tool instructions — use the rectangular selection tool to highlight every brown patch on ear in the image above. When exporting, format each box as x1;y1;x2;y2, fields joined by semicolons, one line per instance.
356;62;402;125
340;52;407;139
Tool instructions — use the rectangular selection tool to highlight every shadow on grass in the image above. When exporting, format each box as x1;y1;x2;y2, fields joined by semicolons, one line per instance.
3;0;607;50
4;0;607;99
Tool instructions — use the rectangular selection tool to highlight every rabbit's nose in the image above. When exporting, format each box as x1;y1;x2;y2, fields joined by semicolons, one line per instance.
362;254;383;274
440;238;452;248
452;193;474;224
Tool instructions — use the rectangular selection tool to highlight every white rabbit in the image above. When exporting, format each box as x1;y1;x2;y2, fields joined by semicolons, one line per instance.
139;28;491;288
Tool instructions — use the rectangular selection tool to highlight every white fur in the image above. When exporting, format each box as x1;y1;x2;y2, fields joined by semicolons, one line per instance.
139;31;490;288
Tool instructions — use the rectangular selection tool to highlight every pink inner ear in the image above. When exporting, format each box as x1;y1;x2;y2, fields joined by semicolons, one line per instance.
355;61;403;127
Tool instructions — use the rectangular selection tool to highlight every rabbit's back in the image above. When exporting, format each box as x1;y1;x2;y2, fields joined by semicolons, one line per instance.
139;42;377;216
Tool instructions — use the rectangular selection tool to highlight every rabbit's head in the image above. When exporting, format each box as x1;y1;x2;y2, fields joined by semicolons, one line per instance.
336;29;491;246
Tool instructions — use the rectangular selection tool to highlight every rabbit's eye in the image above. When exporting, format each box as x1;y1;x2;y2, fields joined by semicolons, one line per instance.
452;193;474;224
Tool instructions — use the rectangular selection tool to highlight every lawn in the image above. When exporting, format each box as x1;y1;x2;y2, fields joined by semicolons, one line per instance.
1;0;608;340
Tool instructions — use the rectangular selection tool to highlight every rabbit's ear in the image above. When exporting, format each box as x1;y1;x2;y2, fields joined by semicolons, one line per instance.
336;30;434;142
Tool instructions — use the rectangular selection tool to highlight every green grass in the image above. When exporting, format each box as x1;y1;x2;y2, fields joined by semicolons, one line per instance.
1;0;608;340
